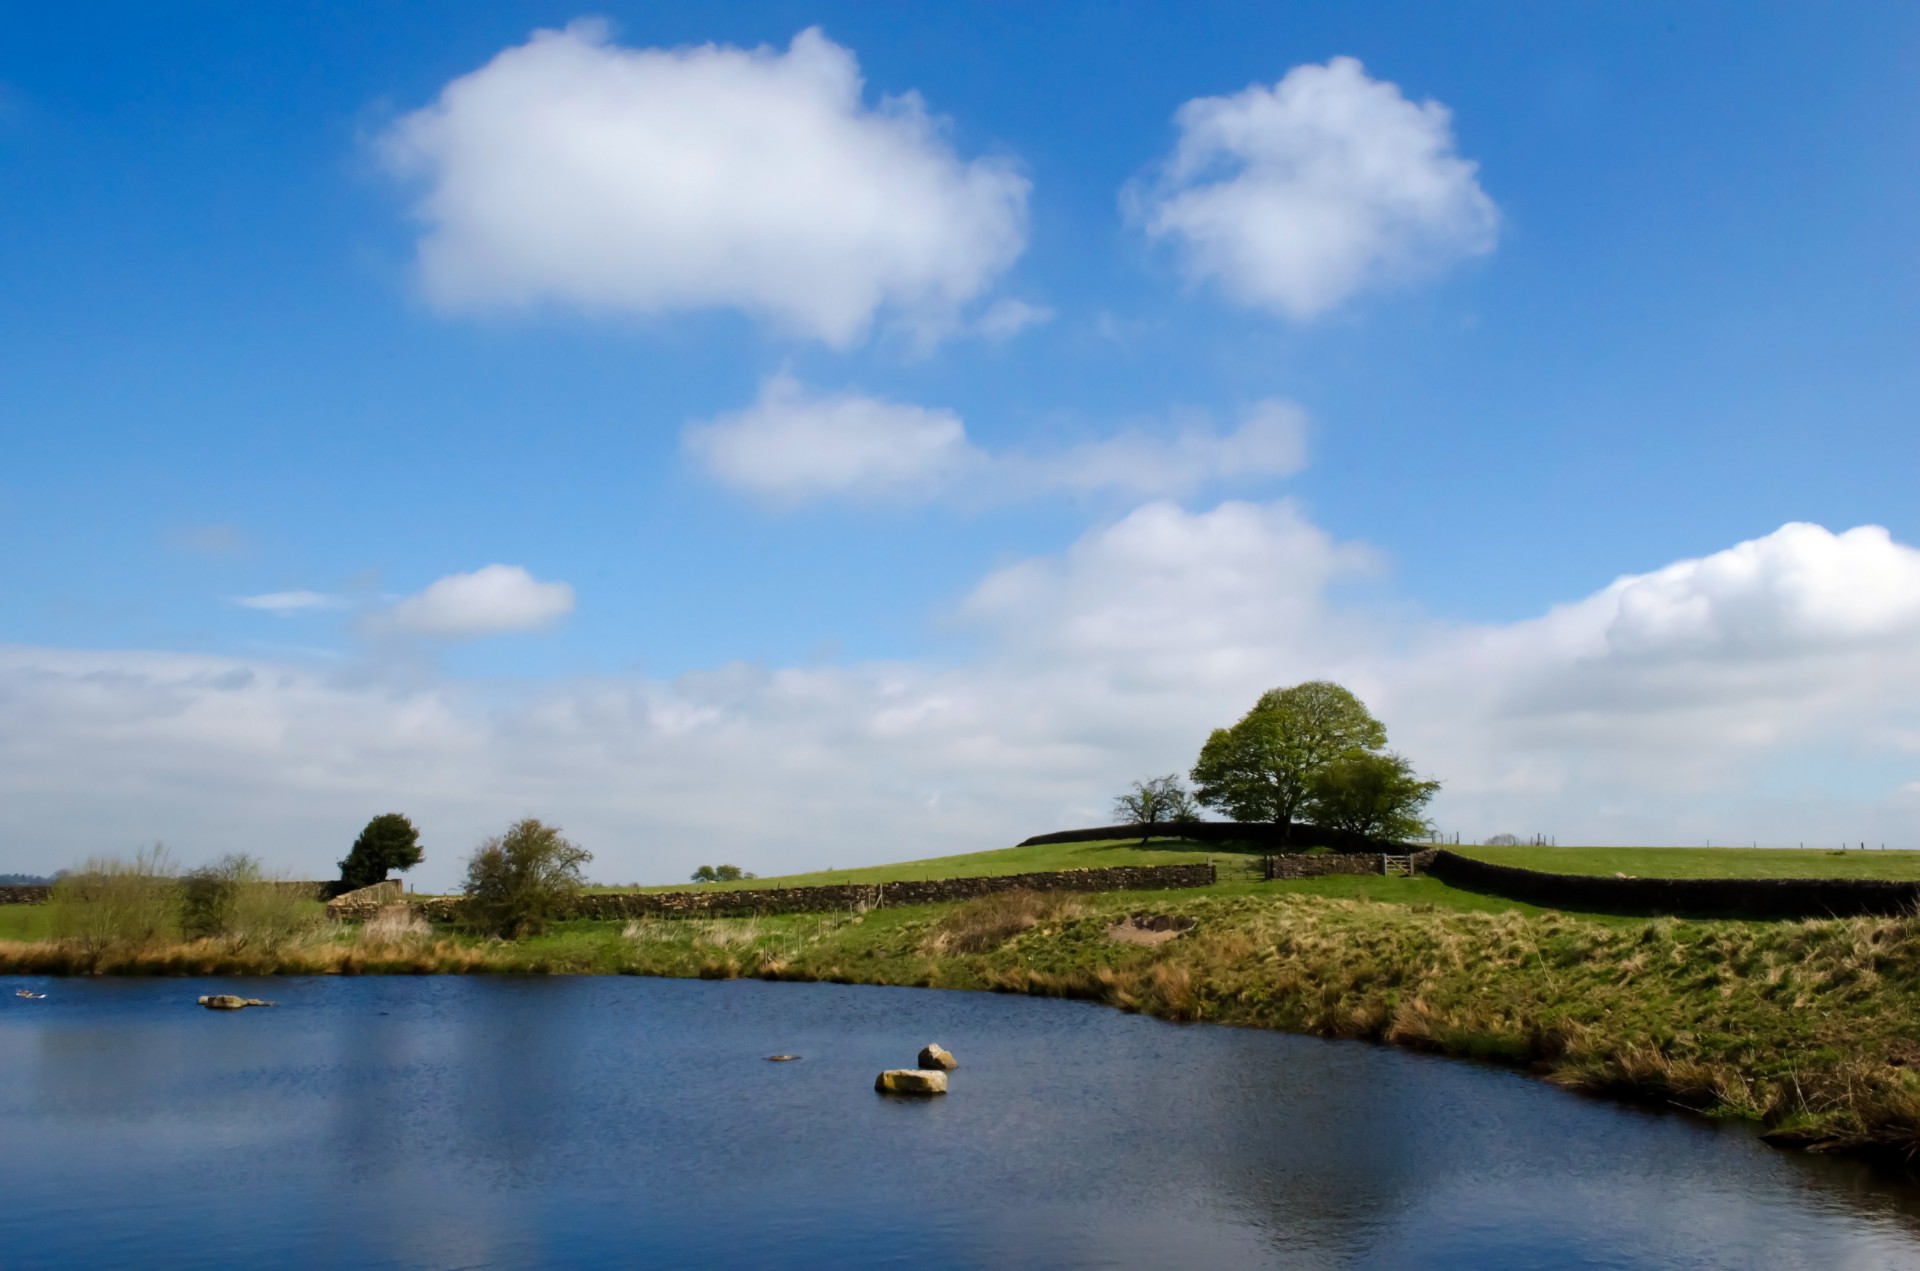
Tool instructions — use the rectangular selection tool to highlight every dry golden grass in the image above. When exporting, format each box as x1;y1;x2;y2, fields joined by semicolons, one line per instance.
922;890;1086;955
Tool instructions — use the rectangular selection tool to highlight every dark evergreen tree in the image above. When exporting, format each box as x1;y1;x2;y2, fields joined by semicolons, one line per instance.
338;813;425;890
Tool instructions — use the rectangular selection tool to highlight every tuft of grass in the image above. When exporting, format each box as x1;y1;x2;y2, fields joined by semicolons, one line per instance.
923;890;1085;955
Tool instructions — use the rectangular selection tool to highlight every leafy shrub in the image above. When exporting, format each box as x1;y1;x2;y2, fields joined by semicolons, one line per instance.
182;853;321;951
460;818;592;939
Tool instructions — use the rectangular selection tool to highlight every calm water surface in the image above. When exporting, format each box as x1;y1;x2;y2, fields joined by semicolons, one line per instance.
3;975;1919;1269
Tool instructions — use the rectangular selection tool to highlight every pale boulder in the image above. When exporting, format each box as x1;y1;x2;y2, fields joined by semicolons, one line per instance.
917;1043;958;1070
874;1068;948;1096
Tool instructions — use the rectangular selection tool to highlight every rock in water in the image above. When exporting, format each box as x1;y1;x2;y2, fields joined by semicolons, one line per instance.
197;995;274;1010
917;1043;958;1071
874;1068;948;1096
765;1054;800;1062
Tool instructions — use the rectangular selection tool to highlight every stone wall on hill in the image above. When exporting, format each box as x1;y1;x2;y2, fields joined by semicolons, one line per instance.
1263;853;1384;880
1425;850;1920;919
407;862;1218;924
0;885;51;905
1019;822;1408;853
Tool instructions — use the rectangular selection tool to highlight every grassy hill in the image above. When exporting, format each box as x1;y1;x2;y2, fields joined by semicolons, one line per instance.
613;838;1920;893
604;836;1260;892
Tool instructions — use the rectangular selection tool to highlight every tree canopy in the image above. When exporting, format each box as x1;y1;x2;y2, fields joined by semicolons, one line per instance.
1189;680;1439;842
1306;752;1440;841
1112;775;1198;833
338;813;424;890
459;818;591;939
1190;681;1388;833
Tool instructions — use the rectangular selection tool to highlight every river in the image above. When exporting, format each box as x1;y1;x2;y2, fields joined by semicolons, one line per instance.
2;975;1917;1268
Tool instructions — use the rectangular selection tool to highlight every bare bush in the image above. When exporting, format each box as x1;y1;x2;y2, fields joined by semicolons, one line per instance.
50;844;181;958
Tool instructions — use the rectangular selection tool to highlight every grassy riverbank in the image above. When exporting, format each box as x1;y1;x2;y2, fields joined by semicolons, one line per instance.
5;875;1918;1160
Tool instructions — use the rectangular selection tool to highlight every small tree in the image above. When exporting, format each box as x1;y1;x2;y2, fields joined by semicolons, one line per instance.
460;818;591;939
1190;681;1387;840
1306;752;1440;842
338;813;425;890
691;865;718;883
1484;833;1520;847
1112;775;1198;841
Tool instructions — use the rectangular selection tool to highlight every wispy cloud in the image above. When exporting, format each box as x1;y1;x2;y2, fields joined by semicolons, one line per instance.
684;374;1306;507
234;590;346;614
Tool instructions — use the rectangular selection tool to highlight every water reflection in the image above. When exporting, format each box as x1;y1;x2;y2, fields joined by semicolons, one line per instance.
3;976;1918;1269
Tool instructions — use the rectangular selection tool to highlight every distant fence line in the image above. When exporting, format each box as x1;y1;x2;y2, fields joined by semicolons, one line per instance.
394;863;1219;924
1424;851;1920;919
1018;822;1406;853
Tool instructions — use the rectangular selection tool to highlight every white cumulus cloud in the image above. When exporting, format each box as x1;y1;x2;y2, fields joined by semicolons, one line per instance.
1130;56;1498;320
684;376;1306;505
379;22;1030;347
383;565;574;638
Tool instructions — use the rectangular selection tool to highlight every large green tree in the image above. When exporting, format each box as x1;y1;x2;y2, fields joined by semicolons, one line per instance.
460;818;592;939
338;813;425;890
1189;681;1388;837
1306;751;1440;841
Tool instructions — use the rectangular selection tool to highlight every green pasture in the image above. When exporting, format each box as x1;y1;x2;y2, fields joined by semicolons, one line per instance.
1457;844;1920;880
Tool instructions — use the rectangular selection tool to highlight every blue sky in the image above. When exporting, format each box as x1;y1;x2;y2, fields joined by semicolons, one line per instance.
3;4;1918;883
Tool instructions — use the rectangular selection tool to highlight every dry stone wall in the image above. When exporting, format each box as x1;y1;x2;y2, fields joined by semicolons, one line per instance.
1425;850;1920;919
0;885;51;905
324;879;406;922
1021;822;1410;853
408;863;1216;924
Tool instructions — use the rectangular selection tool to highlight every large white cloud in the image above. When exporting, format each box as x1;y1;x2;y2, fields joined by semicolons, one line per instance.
3;516;1917;884
383;565;574;638
379;23;1030;346
1129;56;1498;320
683;375;1306;504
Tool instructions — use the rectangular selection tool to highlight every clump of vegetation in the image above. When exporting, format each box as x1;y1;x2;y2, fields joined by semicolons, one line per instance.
1112;774;1198;839
338;813;425;890
690;864;757;882
49;845;182;961
181;853;321;951
356;903;432;948
924;889;1085;955
460;818;591;938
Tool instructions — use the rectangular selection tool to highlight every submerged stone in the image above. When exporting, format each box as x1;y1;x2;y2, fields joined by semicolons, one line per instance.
875;1068;948;1096
197;995;274;1010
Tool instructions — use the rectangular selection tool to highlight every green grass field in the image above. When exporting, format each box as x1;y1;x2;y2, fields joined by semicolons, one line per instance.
601;837;1920;893
1457;844;1920;880
604;836;1262;891
0;904;53;941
